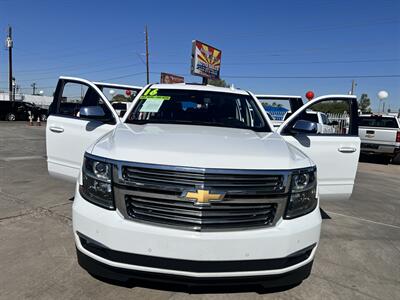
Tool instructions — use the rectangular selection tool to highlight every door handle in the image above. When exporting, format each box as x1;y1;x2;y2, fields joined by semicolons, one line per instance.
338;147;357;153
49;127;64;133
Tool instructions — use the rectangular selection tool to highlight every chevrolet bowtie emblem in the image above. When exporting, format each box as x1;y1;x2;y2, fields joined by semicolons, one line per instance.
185;189;224;205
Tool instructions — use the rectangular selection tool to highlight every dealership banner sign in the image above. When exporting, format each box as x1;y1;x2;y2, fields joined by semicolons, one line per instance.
160;72;184;84
191;40;222;80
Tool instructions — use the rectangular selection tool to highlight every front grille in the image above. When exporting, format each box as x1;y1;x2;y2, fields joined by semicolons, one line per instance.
121;165;285;193
114;164;289;231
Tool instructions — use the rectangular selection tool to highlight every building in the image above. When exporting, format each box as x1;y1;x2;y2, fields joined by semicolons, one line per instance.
0;92;53;108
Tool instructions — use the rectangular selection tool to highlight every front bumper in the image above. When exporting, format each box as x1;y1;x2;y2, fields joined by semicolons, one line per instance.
73;184;321;282
77;247;314;288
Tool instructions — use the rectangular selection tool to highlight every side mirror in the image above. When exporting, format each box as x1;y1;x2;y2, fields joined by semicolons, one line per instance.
79;106;106;119
291;120;318;134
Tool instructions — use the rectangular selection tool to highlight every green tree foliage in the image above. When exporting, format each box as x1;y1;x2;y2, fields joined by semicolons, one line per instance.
271;102;283;108
358;94;371;113
311;101;349;114
111;94;135;102
208;79;229;87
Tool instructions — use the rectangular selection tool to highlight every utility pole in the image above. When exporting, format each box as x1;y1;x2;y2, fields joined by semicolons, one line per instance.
6;25;13;101
31;82;37;95
145;25;149;84
350;80;356;95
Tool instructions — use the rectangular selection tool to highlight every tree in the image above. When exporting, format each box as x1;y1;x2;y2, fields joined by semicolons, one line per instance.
358;94;371;113
208;78;229;87
312;101;349;114
110;94;134;102
271;102;283;107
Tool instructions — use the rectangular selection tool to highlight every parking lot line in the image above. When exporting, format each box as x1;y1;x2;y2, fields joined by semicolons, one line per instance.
0;155;45;162
325;211;400;230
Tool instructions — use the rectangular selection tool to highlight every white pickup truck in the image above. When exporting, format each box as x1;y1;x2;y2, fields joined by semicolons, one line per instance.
359;114;400;163
46;77;360;288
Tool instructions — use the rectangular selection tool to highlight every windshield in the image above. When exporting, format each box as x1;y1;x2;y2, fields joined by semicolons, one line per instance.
126;88;270;132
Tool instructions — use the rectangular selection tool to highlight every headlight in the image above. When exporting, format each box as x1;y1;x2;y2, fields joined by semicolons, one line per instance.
79;155;115;210
285;168;317;219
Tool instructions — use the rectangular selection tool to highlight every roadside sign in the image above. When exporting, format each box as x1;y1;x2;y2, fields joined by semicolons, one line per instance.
160;72;184;84
191;40;221;80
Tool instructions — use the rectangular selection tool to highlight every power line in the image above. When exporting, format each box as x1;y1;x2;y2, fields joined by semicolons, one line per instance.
221;74;400;79
2;73;400;85
151;58;400;66
99;72;147;81
4;56;398;76
0;56;140;74
12;39;145;61
167;17;400;41
5;63;145;83
146;71;400;79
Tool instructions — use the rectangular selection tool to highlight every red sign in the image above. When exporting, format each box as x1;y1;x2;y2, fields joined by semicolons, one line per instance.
160;72;184;84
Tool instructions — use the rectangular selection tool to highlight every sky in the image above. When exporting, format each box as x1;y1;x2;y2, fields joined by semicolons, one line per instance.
0;0;399;112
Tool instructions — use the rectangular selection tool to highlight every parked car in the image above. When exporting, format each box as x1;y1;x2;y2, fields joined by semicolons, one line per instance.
358;114;400;164
47;77;360;288
0;100;33;121
36;106;49;121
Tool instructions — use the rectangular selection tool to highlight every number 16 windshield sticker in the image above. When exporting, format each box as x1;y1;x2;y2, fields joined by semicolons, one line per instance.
140;89;171;100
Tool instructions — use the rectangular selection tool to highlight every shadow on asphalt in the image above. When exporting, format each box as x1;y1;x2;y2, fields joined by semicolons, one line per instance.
320;208;331;220
359;153;391;165
89;273;301;295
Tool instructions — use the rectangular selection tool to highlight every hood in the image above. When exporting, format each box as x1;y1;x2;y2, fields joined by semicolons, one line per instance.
90;123;313;170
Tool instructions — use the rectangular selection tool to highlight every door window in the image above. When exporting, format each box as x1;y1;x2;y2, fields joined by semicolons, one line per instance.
58;82;87;117
52;81;115;123
283;98;357;136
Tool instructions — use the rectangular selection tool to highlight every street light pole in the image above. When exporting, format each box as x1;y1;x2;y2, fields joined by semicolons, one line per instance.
6;26;14;101
145;25;150;84
350;80;356;95
31;83;37;95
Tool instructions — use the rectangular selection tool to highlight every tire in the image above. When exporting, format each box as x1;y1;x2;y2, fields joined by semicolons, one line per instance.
5;113;16;121
40;114;47;122
392;153;400;165
381;155;391;165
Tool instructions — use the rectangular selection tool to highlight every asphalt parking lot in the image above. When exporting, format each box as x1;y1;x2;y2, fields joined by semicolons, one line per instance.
0;122;399;300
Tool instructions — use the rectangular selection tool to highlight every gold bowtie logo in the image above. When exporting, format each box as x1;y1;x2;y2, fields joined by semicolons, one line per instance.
185;189;224;204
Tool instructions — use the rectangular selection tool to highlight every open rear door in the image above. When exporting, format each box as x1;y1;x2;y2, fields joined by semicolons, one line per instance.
277;95;360;201
46;77;122;182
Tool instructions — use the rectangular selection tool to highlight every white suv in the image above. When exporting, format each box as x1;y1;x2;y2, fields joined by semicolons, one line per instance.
46;77;360;288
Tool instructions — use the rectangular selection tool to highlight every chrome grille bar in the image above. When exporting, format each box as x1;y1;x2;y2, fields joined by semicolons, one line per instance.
121;166;284;192
109;162;291;231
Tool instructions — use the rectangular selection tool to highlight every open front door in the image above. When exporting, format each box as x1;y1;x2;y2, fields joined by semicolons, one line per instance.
46;77;121;182
277;95;360;201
